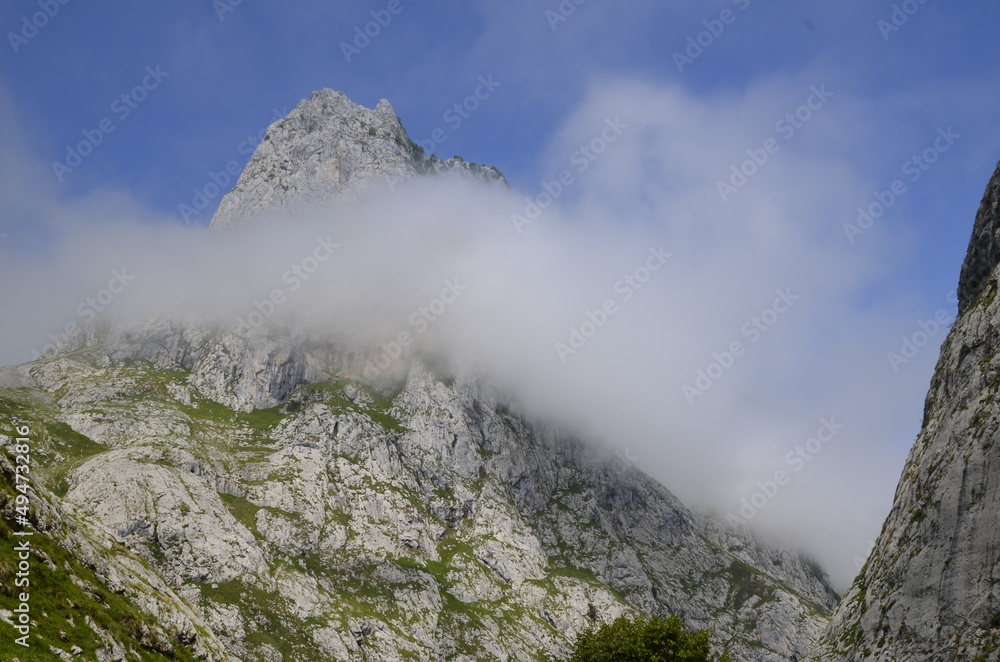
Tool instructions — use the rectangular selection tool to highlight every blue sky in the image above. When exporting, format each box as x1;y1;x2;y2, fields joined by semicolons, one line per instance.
2;0;998;251
1;0;1000;587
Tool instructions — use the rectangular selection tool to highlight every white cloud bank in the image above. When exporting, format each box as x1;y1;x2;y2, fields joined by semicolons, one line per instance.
0;75;964;590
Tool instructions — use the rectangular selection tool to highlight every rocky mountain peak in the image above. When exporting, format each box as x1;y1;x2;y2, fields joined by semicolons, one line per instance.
209;88;506;229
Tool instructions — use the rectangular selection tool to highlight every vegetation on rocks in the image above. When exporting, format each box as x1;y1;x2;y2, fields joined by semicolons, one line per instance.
548;615;731;662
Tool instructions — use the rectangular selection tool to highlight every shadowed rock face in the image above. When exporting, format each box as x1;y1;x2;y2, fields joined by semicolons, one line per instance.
807;165;1000;662
958;161;1000;312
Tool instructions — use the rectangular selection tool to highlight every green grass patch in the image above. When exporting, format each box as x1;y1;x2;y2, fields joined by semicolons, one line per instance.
0;394;31;422
236;405;289;432
0;502;199;660
547;564;600;583
0;397;108;497
176;393;290;446
199;579;333;662
219;493;261;537
44;422;107;497
291;380;408;431
724;559;779;611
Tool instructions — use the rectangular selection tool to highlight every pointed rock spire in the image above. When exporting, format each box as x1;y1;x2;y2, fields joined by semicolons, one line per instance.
209;89;505;228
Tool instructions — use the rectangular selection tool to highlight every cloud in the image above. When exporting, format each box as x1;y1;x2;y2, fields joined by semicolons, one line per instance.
0;73;964;591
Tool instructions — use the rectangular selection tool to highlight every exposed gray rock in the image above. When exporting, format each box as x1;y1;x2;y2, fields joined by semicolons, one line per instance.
0;450;236;661
8;345;839;661
807;164;1000;661
209;89;506;229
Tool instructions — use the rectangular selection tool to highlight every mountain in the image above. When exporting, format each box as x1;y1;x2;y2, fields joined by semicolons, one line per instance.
209;89;506;229
806;164;1000;661
0;90;839;661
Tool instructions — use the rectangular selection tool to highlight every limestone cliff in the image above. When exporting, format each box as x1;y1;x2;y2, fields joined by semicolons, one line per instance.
807;163;1000;661
2;320;839;661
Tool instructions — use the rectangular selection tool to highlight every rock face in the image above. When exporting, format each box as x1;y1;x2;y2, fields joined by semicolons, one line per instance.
209;89;506;228
0;90;843;661
0;425;235;661
958;162;1000;312
3;346;837;661
807;163;1000;661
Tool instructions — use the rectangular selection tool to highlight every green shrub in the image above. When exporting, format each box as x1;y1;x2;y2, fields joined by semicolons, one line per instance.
549;615;730;662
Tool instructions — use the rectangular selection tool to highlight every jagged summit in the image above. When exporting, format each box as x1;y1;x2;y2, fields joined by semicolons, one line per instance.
209;88;506;228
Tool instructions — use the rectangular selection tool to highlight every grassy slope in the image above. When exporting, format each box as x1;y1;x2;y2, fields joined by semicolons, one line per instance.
0;457;202;660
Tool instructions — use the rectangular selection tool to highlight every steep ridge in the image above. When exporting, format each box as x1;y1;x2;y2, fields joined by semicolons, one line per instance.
0;90;842;661
807;163;1000;661
958;162;1000;312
